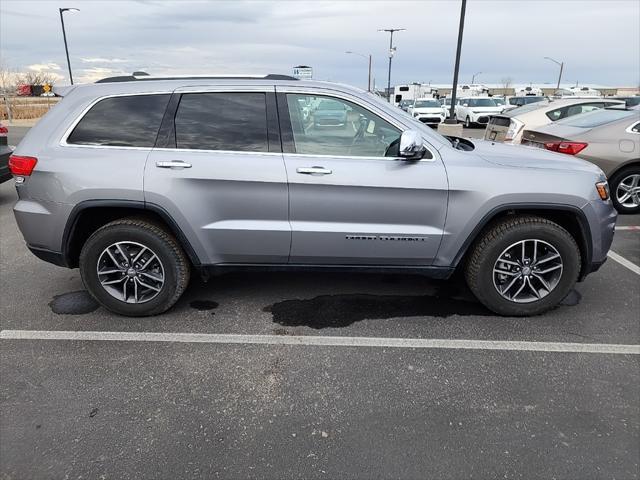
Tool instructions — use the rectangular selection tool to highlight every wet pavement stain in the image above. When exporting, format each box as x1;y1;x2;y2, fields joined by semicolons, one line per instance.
189;300;219;312
265;293;491;329
560;289;582;306
49;291;99;315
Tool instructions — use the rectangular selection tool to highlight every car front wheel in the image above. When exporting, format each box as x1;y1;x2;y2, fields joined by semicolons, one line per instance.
465;216;580;316
465;116;471;128
79;218;190;316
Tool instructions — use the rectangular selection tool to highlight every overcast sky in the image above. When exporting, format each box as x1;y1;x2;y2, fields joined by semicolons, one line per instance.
1;0;639;89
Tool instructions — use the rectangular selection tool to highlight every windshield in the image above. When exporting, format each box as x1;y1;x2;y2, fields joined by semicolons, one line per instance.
467;98;497;107
414;100;440;108
556;109;637;128
493;98;505;105
507;101;550;116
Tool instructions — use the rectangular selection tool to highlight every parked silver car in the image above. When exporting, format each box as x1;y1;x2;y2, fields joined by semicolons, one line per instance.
9;74;616;317
485;98;624;144
522;107;640;213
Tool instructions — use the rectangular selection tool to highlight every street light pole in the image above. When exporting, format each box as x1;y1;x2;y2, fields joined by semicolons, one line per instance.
544;56;564;91
345;51;372;92
472;71;481;84
59;8;79;85
446;0;467;123
378;28;405;102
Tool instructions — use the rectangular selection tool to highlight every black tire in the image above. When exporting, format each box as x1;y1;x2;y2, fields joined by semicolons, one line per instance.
465;116;471;128
465;215;581;316
609;166;640;214
79;218;190;316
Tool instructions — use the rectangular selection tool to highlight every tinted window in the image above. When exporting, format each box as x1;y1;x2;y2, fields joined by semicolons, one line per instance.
467;98;497;107
286;94;401;157
631;122;640;133
556;109;636;128
175;92;268;151
68;94;170;147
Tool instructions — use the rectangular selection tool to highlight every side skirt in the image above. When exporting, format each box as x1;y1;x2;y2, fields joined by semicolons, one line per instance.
197;264;454;281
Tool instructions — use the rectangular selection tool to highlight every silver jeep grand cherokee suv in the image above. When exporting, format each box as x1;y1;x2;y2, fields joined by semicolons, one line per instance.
9;74;616;317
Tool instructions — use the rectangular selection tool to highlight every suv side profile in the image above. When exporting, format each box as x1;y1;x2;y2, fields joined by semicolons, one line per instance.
10;74;616;317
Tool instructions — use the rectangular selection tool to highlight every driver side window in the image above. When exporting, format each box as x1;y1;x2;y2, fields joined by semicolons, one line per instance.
286;94;401;157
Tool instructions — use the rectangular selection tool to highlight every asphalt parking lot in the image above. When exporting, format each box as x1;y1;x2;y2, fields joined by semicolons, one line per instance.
1;127;639;479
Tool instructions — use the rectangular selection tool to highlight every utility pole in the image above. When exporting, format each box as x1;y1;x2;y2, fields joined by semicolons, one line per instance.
378;28;405;102
544;56;564;91
445;0;467;123
59;8;80;85
472;71;481;84
345;51;373;92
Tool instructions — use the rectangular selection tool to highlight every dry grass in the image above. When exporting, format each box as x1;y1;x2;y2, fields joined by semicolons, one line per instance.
1;97;60;120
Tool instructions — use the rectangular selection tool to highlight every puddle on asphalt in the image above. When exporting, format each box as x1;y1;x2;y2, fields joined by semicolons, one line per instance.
49;291;99;315
264;292;491;329
189;300;219;312
265;288;583;329
560;289;582;306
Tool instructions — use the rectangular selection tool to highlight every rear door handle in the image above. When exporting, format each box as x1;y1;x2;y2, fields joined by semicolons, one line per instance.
156;160;192;169
296;166;332;175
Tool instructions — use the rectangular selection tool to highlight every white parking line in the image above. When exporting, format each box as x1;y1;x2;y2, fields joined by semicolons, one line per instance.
1;330;638;355
607;250;640;275
615;226;640;231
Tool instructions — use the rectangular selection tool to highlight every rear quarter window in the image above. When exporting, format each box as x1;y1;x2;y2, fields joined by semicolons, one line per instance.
67;94;170;147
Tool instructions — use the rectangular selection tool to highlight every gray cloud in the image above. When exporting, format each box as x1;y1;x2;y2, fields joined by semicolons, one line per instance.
1;0;638;88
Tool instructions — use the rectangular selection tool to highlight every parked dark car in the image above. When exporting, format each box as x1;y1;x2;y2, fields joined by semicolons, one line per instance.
0;123;12;183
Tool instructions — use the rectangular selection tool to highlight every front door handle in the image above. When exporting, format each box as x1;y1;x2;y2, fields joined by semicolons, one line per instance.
296;166;332;175
156;160;192;169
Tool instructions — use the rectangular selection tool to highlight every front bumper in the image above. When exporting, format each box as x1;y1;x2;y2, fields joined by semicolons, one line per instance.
415;114;445;125
579;198;617;280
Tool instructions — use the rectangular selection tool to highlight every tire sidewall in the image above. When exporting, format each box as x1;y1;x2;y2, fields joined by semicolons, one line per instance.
473;224;580;316
610;167;640;214
80;224;181;316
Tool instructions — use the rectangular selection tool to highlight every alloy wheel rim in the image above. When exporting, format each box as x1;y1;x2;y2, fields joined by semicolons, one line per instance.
616;173;640;208
96;241;165;304
493;239;563;304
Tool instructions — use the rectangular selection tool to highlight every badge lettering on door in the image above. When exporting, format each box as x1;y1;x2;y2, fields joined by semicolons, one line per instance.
346;235;426;242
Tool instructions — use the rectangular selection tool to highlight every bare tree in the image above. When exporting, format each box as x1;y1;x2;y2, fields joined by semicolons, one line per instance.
500;77;513;90
18;71;58;86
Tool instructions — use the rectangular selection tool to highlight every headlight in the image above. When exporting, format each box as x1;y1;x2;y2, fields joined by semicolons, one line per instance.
505;118;524;141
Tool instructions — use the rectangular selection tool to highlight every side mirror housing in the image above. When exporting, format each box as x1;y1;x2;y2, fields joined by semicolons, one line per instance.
462;103;469;107
399;130;427;161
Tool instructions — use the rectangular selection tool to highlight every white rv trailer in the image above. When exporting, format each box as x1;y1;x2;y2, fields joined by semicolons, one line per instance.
392;83;439;106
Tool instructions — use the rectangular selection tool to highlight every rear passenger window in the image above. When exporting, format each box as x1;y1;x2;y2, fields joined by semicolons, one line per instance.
67;94;170;147
175;92;268;152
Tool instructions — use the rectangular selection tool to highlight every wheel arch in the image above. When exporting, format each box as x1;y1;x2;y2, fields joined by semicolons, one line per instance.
607;159;640;180
452;204;592;280
62;200;201;268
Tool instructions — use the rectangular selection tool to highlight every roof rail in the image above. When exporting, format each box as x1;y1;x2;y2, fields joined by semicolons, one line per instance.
95;73;298;83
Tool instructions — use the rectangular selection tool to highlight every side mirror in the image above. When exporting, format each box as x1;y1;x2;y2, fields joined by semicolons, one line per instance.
399;130;427;161
463;103;469;107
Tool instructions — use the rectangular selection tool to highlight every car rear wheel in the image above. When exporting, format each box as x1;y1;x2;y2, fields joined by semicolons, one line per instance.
610;166;640;214
79;218;190;316
465;216;580;316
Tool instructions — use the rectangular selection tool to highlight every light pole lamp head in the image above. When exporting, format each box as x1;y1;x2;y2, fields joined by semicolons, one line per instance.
60;7;80;13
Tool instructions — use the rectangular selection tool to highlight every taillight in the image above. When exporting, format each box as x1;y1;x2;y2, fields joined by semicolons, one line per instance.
544;141;588;155
8;155;38;176
0;125;7;136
